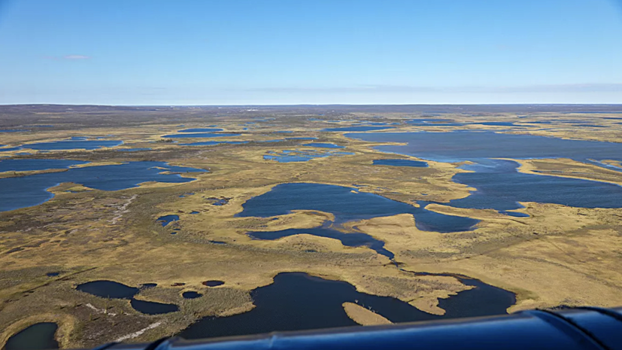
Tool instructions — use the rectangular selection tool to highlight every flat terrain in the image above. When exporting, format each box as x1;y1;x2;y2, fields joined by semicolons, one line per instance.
0;105;621;348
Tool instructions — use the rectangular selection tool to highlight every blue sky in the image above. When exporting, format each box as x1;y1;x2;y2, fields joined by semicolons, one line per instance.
0;0;621;105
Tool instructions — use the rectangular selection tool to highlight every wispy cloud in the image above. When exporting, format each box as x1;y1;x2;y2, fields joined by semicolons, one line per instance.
63;54;90;60
43;55;91;60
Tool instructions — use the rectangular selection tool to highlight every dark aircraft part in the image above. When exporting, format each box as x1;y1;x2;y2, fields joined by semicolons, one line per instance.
97;307;622;350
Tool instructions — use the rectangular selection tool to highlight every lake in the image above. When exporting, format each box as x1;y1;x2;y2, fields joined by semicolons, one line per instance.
178;272;514;339
0;161;206;212
237;183;478;232
5;323;58;350
248;223;394;259
347;131;622;212
346;131;622;162
23;140;123;150
0;159;89;172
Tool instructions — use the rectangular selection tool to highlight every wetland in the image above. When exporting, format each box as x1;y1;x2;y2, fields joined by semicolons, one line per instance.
0;105;621;348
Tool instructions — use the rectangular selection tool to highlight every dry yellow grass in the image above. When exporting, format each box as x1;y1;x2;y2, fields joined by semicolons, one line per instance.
1;112;621;347
342;302;391;325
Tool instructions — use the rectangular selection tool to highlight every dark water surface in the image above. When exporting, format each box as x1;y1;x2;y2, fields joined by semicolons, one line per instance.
237;183;478;232
0;146;23;152
346;131;622;161
76;280;139;299
182;291;203;299
0;159;89;172
157;215;180;227
450;159;622;211
347;131;622;211
5;323;58;350
0;161;205;212
373;159;428;168
178;272;514;339
130;299;179;314
248;224;394;259
406;119;464;126
203;280;224;287
23;140;123;150
76;280;179;315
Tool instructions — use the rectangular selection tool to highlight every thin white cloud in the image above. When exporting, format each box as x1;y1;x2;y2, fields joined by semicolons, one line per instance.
42;55;91;60
62;55;90;60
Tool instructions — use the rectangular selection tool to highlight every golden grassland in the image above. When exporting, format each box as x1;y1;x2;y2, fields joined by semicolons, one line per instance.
0;111;621;348
342;302;391;325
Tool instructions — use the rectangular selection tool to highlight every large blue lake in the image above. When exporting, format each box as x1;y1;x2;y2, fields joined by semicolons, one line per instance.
449;159;622;212
0;161;206;212
346;131;622;212
346;131;622;162
237;183;478;233
0;159;89;172
179;272;514;339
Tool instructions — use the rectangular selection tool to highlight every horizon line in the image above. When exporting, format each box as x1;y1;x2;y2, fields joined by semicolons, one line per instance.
2;103;622;107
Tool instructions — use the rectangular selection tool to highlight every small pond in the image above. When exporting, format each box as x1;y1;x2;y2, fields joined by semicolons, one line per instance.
203;280;225;287
76;280;179;315
157;215;179;227
182;291;203;299
76;280;139;299
5;323;58;350
130;299;179;315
